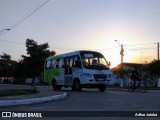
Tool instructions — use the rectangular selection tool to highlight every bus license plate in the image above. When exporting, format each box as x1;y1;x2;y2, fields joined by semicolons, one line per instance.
96;81;105;84
98;78;104;81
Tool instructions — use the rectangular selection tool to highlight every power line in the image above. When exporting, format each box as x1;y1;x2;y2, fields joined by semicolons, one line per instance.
126;47;156;51
10;0;50;30
50;46;120;52
0;0;50;37
0;38;25;45
50;46;77;51
124;43;156;46
0;38;158;53
124;42;159;51
92;46;120;51
0;38;119;51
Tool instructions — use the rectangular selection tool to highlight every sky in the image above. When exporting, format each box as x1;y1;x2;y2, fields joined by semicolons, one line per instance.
0;0;160;68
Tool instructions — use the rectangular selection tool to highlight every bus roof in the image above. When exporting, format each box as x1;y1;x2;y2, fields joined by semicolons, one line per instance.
45;50;101;61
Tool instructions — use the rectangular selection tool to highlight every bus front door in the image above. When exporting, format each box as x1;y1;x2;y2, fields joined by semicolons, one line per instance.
64;66;72;85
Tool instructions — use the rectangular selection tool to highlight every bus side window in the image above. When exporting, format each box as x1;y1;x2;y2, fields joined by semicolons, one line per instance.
73;57;78;67
75;60;81;68
59;58;63;68
66;58;70;67
63;58;70;68
62;59;67;68
46;60;52;68
73;56;81;68
70;58;73;68
51;60;56;68
54;59;60;68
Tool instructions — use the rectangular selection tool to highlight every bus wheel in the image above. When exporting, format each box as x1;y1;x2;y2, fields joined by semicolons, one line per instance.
73;79;81;91
52;79;61;91
99;85;106;92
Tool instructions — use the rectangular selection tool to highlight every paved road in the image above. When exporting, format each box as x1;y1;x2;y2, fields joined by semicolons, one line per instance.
0;87;160;120
1;88;160;111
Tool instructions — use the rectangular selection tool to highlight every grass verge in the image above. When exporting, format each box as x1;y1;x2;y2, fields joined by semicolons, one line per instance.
0;89;38;97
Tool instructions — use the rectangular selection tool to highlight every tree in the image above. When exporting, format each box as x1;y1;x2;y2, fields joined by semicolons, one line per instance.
22;39;56;84
145;60;160;86
0;52;11;60
148;60;160;77
0;53;17;83
13;60;26;83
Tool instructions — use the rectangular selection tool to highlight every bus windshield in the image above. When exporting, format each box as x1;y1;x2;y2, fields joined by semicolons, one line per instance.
80;51;109;70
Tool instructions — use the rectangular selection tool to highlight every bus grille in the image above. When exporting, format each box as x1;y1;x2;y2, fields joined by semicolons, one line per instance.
93;74;107;81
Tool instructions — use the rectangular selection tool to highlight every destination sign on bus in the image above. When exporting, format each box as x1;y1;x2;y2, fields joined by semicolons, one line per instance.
84;54;93;58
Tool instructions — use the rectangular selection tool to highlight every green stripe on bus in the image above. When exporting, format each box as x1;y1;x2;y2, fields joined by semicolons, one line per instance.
44;68;60;84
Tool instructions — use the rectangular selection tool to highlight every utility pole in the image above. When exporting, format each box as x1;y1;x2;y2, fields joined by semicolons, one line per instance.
115;40;124;64
120;44;124;64
158;42;159;60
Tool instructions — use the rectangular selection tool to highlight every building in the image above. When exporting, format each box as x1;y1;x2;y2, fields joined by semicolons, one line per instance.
112;63;143;86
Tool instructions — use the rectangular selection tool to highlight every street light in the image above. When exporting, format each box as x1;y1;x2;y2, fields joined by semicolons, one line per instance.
0;29;10;33
115;40;124;64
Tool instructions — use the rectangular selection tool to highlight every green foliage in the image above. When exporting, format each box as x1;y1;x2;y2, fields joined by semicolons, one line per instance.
0;52;11;61
0;39;56;84
148;60;160;76
0;89;38;97
116;68;125;78
115;68;132;79
21;39;56;83
0;53;17;80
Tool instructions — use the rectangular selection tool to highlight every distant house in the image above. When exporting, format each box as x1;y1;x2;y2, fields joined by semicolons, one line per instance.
112;63;143;86
112;63;143;71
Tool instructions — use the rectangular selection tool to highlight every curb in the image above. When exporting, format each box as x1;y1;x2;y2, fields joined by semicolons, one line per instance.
0;92;67;107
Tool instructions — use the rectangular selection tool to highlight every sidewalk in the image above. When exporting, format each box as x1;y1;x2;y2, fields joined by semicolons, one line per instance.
0;84;67;107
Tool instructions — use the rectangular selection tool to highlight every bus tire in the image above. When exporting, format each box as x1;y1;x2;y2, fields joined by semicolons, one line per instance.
99;85;106;92
73;79;81;91
52;79;61;91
